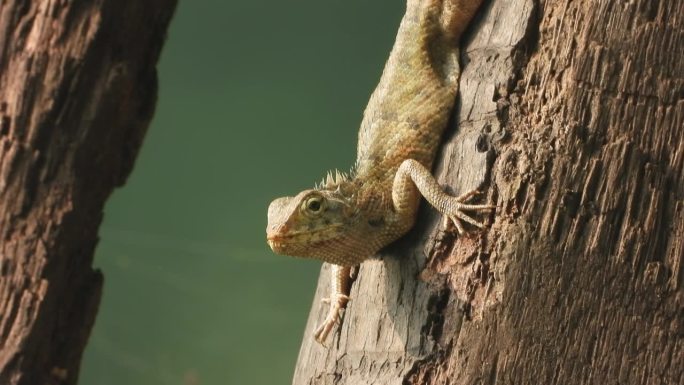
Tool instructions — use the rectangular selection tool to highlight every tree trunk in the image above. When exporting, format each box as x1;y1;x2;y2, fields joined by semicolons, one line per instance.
0;1;176;384
293;0;683;384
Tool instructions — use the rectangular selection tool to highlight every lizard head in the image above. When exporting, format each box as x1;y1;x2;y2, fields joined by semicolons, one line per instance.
266;187;358;262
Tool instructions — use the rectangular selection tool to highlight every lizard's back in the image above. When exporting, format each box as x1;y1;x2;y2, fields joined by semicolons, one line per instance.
354;0;470;186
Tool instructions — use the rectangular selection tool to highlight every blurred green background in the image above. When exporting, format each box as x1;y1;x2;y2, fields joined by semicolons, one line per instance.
80;1;402;384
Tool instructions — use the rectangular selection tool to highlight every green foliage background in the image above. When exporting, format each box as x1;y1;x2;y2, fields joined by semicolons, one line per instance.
80;1;402;384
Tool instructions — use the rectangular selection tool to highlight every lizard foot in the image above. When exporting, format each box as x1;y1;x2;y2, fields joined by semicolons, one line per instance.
441;189;495;234
314;294;350;344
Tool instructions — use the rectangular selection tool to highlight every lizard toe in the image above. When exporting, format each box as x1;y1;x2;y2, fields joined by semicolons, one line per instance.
448;215;466;234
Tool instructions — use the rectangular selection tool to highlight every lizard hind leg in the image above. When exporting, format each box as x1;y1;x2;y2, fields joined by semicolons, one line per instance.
314;264;353;344
393;159;495;235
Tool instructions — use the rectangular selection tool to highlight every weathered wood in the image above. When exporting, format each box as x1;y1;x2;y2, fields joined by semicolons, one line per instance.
293;0;683;384
0;1;176;384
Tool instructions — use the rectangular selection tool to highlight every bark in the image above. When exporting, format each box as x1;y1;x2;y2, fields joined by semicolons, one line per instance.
293;0;683;384
0;1;176;384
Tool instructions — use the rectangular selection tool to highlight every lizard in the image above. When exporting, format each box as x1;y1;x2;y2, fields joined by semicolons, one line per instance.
266;0;490;344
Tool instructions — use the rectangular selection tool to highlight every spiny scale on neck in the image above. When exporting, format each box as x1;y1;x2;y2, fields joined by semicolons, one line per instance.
314;169;352;191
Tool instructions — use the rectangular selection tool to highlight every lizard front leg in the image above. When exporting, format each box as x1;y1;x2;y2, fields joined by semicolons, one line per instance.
393;159;495;233
314;264;353;344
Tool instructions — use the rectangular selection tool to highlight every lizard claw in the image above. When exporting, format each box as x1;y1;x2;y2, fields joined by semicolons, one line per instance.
441;189;495;234
314;294;350;344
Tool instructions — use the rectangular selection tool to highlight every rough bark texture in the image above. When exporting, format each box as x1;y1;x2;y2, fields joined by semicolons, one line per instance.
0;1;176;384
293;0;683;384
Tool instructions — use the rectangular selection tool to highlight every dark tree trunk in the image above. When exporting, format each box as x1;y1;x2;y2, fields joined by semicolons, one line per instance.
293;0;683;384
0;1;176;384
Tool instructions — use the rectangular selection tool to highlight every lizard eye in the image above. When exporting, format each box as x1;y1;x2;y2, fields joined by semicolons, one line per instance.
302;195;325;215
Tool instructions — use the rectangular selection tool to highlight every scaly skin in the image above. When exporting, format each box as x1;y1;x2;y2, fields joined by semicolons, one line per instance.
266;0;490;343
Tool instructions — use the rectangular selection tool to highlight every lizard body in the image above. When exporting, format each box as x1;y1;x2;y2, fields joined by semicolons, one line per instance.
267;0;490;343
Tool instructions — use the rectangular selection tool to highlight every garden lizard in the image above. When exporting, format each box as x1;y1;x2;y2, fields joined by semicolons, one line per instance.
266;0;490;343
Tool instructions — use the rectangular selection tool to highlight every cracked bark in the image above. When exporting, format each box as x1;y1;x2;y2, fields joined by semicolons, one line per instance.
0;1;176;384
293;0;683;384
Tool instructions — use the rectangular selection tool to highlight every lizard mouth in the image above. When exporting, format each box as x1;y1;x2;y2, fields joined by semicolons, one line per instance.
267;240;279;250
266;234;284;252
267;223;343;242
266;225;343;255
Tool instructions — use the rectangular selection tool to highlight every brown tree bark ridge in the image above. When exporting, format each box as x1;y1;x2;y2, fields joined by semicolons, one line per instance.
0;1;176;384
294;0;683;384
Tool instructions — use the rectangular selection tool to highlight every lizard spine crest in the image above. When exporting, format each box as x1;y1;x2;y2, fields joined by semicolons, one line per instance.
314;168;353;190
